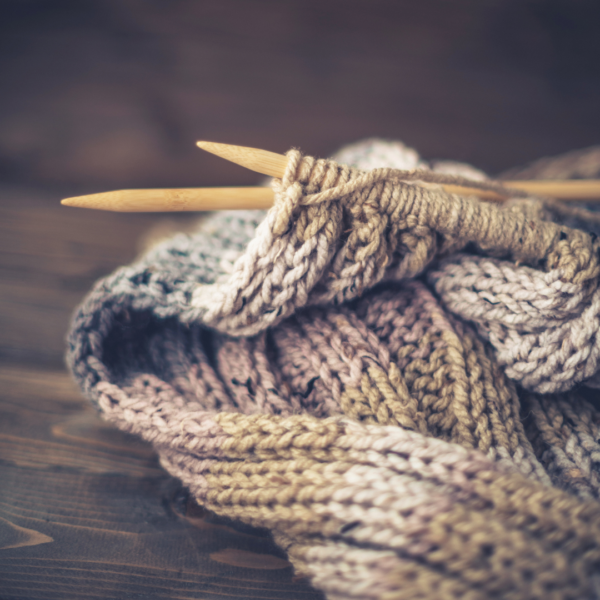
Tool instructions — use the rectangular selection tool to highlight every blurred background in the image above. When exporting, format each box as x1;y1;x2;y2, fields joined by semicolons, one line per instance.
1;0;600;366
2;0;600;192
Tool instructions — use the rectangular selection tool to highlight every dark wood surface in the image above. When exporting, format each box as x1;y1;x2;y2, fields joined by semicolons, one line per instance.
0;188;321;599
0;365;319;600
1;1;599;598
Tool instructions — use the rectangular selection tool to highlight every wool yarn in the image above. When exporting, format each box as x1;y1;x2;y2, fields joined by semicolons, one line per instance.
427;145;600;395
428;253;600;392
188;148;600;339
68;140;600;599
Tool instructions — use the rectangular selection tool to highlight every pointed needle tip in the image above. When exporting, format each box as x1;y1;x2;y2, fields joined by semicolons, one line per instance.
195;140;287;178
61;194;104;208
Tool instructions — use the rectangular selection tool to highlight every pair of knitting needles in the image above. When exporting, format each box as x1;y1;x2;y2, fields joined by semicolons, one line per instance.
61;142;600;212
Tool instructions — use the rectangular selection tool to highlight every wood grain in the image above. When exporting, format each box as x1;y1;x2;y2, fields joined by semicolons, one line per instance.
1;1;599;191
0;365;323;600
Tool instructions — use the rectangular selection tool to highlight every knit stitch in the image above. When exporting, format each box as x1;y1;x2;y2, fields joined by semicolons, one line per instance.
67;139;600;600
189;148;600;340
429;254;600;393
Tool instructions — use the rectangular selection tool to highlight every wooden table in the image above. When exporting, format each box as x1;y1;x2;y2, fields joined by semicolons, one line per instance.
0;188;322;599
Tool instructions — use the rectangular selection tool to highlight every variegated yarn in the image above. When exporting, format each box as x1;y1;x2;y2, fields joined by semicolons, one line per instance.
428;247;600;393
189;146;600;340
68;140;600;600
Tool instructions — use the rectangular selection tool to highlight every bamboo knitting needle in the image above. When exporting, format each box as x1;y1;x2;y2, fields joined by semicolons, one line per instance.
196;141;288;179
196;142;600;202
61;187;274;212
61;142;600;212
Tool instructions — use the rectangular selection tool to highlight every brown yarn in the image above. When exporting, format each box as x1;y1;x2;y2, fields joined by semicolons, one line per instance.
190;149;600;340
521;391;600;499
67;140;600;600
286;149;599;280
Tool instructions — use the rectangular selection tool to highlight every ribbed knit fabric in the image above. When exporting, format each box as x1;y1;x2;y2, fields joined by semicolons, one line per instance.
67;140;600;600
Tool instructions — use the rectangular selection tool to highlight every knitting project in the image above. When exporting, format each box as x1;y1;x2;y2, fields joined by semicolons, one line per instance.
68;140;600;599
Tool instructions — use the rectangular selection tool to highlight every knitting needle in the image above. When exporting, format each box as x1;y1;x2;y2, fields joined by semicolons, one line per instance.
61;187;274;212
61;184;509;211
443;181;600;201
61;178;600;212
60;143;600;212
196;142;600;202
196;141;288;179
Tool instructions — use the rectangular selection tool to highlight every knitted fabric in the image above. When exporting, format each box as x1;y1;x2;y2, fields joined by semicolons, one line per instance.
427;145;600;394
188;148;600;339
67;140;600;599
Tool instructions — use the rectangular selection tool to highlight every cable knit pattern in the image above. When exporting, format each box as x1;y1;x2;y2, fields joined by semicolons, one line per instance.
427;145;600;394
428;254;600;393
189;148;600;338
67;139;600;600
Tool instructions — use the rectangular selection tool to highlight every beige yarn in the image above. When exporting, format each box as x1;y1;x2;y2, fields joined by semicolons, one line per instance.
190;149;600;341
93;388;600;600
67;141;600;600
429;254;600;393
